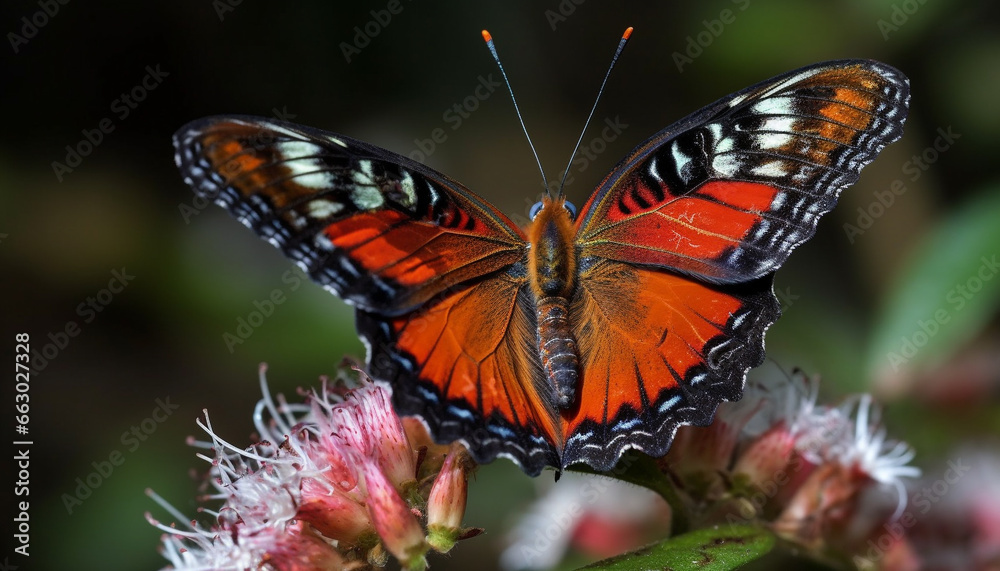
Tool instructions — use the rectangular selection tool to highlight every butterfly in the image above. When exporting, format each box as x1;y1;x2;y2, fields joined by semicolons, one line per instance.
174;58;908;476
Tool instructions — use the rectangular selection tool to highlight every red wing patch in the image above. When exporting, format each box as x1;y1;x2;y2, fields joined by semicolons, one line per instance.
576;60;909;284
174;116;525;315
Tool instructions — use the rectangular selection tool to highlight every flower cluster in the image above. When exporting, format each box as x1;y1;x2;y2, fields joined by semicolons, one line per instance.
147;365;478;571
664;370;921;562
502;369;922;569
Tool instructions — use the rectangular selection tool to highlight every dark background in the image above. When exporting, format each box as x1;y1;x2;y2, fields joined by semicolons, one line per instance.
1;1;998;569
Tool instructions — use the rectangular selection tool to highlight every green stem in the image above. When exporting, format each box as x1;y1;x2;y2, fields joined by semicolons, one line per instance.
569;454;690;535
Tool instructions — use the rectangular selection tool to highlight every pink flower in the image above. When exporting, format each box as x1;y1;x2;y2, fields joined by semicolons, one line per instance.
296;476;373;545
148;364;468;571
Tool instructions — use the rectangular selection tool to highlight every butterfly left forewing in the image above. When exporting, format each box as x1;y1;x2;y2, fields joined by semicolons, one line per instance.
575;60;909;283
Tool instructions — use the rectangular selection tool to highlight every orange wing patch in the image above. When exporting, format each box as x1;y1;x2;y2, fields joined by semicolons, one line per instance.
361;273;562;475
323;209;523;305
561;260;778;471
580;180;779;276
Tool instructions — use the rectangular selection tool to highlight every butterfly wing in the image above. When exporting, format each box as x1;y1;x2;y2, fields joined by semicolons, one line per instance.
360;274;561;476
562;60;909;470
575;59;909;283
174;116;560;472
564;260;777;471
175;115;526;315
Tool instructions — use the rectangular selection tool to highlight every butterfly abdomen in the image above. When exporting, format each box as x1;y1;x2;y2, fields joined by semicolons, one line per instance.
536;296;578;409
527;197;581;409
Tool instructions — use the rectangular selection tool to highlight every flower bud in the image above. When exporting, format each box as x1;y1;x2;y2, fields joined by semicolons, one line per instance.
427;444;474;552
297;476;373;545
361;459;428;570
732;422;796;491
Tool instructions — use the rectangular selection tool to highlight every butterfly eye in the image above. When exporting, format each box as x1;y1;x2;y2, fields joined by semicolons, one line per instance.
529;201;544;220
564;200;577;219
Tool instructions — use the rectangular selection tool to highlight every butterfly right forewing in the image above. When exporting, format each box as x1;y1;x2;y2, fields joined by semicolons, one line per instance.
175;115;527;316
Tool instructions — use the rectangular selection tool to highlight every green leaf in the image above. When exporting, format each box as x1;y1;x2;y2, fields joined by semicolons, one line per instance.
575;524;775;571
867;187;1000;380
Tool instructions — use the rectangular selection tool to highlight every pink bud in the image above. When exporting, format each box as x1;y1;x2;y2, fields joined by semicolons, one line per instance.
733;422;796;491
361;459;428;571
297;476;373;545
774;462;871;548
427;445;474;552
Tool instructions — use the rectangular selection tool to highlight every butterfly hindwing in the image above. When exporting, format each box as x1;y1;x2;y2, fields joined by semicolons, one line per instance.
174;116;526;315
563;261;778;470
360;272;561;476
575;59;909;283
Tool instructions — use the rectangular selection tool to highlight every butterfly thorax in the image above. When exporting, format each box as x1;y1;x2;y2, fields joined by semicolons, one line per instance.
527;197;580;409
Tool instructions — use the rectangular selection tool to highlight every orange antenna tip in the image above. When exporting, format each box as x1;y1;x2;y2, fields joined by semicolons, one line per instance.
623;27;634;40
481;30;493;43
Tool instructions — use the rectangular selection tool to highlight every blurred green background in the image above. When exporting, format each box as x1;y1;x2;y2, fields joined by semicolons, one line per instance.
1;1;998;569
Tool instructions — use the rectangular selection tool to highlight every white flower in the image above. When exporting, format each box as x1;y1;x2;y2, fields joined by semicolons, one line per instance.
834;395;921;519
500;472;666;571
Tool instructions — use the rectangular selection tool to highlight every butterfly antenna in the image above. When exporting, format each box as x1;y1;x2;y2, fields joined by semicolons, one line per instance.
556;26;633;198
482;30;550;194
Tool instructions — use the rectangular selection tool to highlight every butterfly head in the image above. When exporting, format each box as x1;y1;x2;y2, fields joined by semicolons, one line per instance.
529;197;576;221
527;196;578;299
